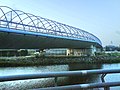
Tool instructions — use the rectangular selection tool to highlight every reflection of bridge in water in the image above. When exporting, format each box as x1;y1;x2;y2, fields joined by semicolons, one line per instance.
0;6;102;55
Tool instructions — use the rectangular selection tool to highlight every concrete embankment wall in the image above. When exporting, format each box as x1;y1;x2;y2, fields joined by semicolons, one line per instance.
0;56;120;67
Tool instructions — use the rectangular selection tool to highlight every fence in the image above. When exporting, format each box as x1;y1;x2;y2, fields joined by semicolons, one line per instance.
0;69;120;90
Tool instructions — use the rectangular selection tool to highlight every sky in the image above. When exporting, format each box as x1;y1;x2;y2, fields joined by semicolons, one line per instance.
0;0;120;46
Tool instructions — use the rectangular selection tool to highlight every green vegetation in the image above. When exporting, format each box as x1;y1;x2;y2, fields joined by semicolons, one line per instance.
0;53;120;67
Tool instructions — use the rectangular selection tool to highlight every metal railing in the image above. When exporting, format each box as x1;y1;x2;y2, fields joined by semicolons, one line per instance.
0;69;120;90
34;82;120;90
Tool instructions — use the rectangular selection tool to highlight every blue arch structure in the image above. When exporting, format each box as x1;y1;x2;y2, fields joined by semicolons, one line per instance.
0;6;102;49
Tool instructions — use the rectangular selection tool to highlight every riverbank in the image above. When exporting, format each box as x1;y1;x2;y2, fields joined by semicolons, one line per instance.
0;55;120;67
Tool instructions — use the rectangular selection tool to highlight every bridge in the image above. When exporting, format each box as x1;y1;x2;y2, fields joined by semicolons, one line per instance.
0;6;102;55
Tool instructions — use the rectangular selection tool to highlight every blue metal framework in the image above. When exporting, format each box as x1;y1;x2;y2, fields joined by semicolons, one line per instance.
0;6;102;46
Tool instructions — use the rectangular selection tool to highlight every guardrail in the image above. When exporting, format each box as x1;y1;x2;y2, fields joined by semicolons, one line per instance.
0;69;120;90
34;82;120;90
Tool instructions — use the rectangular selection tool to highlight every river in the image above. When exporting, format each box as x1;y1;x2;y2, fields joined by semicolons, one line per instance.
0;63;120;90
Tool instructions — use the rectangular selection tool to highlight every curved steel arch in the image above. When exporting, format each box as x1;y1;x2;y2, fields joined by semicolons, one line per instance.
2;6;25;29
0;6;102;46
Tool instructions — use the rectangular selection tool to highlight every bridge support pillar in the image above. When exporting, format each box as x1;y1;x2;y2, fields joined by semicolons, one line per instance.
89;45;97;56
39;49;45;56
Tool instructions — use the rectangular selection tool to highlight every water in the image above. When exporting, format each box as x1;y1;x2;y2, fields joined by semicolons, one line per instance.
0;63;120;90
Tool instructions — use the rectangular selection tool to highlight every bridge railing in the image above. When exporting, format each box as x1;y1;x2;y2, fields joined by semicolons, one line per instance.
0;69;120;90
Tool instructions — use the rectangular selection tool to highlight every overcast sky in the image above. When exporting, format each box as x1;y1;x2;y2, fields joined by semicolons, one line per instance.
0;0;120;46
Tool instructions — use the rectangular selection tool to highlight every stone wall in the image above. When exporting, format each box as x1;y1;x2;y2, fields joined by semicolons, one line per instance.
0;56;120;67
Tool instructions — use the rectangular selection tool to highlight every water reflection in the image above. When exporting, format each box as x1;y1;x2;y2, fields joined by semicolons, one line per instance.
102;64;120;90
0;65;69;89
68;63;102;85
0;65;69;76
69;63;102;70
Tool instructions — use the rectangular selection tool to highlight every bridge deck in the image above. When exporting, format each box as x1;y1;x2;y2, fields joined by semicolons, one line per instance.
0;6;102;49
